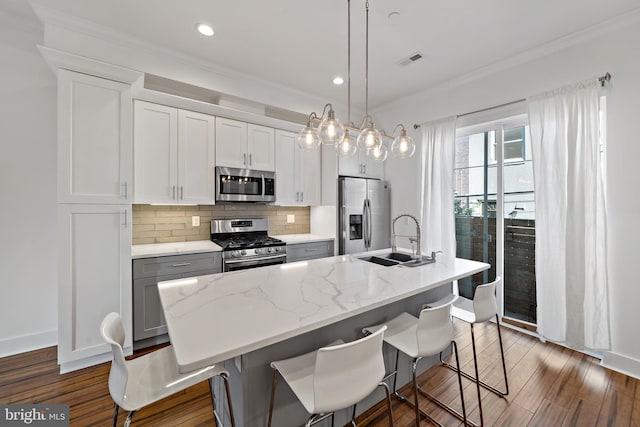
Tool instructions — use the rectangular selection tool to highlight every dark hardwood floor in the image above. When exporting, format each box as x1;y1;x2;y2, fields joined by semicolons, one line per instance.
1;320;638;426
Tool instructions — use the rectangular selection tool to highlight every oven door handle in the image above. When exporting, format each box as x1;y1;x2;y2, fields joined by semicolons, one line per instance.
224;254;287;264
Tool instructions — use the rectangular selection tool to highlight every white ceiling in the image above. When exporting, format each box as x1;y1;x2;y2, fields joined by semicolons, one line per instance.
6;0;640;110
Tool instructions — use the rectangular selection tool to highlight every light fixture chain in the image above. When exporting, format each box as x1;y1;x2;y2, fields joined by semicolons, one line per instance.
347;0;351;123
365;0;369;116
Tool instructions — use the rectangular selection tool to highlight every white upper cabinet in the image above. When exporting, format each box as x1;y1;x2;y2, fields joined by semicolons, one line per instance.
275;130;297;205
338;149;384;179
363;151;384;178
275;130;321;206
214;118;247;169
298;143;321;205
216;117;275;171
177;110;216;204
337;150;361;177
58;69;132;204
247;124;276;171
134;102;177;204
134;101;215;204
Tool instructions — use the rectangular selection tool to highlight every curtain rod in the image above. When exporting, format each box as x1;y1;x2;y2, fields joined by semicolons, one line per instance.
413;72;612;129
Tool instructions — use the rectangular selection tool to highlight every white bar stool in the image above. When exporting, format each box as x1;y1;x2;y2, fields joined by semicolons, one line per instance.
363;295;481;427
100;312;235;427
267;326;393;427
442;277;509;399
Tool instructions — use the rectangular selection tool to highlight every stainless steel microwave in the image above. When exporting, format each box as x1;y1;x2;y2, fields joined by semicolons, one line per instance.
215;166;276;203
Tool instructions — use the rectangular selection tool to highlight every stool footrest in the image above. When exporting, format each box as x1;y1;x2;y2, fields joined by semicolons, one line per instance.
416;385;480;427
392;389;444;427
440;358;508;397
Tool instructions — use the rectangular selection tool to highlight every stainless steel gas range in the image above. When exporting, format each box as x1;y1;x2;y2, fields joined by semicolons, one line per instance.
210;218;287;272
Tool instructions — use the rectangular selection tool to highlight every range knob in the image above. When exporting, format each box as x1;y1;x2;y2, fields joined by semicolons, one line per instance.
255;248;264;255
231;250;240;257
267;247;273;253
241;250;247;256
274;247;281;252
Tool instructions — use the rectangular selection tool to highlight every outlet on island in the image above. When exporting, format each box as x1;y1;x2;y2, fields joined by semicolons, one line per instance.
287;214;295;224
192;216;200;227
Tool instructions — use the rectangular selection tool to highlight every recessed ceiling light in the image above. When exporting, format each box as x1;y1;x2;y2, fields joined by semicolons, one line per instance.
333;76;344;85
196;24;214;37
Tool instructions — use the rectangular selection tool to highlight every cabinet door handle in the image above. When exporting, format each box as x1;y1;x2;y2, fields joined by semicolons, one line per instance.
123;210;128;228
171;262;192;267
243;153;247;165
123;181;128;199
249;153;252;166
301;192;303;202
180;186;184;200
364;164;367;174
172;185;176;200
296;192;299;202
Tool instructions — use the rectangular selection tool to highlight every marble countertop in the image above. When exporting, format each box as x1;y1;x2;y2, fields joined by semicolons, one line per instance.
158;249;489;372
274;233;335;244
132;240;222;259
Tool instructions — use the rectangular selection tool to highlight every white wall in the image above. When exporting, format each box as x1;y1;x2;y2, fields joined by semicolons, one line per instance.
375;15;640;376
0;10;57;355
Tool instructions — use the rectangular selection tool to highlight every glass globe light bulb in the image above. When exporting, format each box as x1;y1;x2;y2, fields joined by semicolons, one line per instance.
296;122;321;150
390;130;416;158
357;123;382;150
369;143;388;162
317;109;345;146
336;129;358;157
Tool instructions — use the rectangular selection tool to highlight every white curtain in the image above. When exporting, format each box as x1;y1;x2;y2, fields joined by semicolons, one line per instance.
420;116;457;265
527;79;610;350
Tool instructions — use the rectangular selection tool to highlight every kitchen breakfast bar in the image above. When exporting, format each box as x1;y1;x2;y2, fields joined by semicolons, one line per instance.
158;252;489;426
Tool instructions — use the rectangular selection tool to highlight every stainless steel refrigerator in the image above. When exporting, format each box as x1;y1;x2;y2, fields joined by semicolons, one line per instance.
338;177;390;255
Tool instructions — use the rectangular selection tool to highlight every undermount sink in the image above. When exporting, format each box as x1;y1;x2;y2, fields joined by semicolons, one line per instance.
357;256;400;267
381;252;414;262
357;251;436;267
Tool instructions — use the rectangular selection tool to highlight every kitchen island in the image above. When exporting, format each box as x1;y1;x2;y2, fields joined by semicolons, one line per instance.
158;251;489;426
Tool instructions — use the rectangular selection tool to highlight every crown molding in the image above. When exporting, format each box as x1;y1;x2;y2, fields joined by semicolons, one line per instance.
374;7;640;115
29;3;341;114
37;45;144;84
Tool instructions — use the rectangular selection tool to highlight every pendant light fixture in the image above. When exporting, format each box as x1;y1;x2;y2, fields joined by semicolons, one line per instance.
297;0;415;162
389;124;416;158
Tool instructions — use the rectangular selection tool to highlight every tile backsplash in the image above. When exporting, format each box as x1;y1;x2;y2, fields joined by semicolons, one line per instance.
132;204;310;245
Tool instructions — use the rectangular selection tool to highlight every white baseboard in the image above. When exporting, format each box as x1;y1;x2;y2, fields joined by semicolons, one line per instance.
601;351;640;380
59;345;131;374
59;352;112;374
0;330;57;358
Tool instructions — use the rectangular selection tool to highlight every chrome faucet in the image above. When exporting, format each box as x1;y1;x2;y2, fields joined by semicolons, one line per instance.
391;214;421;260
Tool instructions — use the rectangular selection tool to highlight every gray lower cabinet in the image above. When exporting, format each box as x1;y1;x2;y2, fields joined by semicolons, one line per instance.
286;240;334;263
132;252;222;349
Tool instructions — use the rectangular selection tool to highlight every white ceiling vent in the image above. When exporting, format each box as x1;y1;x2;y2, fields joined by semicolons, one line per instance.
398;51;423;66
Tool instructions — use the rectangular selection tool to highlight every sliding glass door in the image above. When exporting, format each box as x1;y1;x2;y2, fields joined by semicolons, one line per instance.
455;117;536;325
454;130;497;298
502;125;536;323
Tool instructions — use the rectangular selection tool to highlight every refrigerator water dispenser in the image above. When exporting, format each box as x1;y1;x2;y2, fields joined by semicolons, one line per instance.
349;215;363;240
